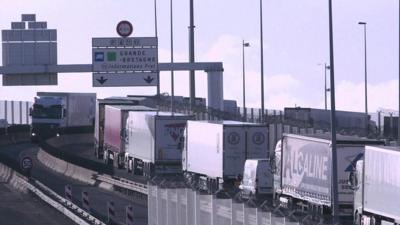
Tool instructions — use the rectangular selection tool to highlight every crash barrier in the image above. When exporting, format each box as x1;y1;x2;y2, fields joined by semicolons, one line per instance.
38;148;148;205
37;149;97;185
40;138;113;175
0;160;105;225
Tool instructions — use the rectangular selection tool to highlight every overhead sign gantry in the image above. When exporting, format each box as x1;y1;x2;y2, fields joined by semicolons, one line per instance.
0;15;224;111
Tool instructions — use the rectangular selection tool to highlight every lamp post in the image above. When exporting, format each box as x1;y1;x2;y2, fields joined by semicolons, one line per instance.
358;21;368;134
154;0;160;97
259;0;265;123
170;0;175;113
189;0;196;111
328;0;339;224
242;41;250;122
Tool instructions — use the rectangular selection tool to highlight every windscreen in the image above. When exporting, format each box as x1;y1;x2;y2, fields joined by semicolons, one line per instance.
31;104;62;119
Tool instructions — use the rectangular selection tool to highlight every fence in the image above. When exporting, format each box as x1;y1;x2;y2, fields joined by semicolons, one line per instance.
148;184;303;225
0;100;32;125
155;97;284;124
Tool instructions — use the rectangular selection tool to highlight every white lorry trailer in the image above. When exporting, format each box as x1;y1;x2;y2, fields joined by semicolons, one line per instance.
30;92;96;141
183;120;268;192
351;146;400;225
273;134;384;221
124;111;194;177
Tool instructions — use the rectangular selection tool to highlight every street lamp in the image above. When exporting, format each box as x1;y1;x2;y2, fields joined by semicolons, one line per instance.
170;0;175;113
358;21;368;130
259;0;265;123
242;41;250;121
328;0;339;224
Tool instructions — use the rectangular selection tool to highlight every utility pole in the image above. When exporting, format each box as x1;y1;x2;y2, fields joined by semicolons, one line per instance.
328;0;339;224
358;21;369;136
242;41;250;122
398;1;400;145
170;0;175;113
260;0;265;122
154;0;160;97
189;0;196;111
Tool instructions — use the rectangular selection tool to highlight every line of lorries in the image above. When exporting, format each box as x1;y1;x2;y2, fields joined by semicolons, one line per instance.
30;93;400;225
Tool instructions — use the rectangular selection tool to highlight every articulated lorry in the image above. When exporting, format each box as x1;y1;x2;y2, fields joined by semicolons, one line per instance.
273;134;383;221
30;92;96;141
351;146;400;225
94;97;143;159
103;105;156;168
124;111;194;177
183;121;268;192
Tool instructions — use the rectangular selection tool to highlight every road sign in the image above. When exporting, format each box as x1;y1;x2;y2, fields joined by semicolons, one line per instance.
93;72;158;87
20;156;33;170
92;48;157;72
92;36;158;87
116;20;133;37
92;37;157;48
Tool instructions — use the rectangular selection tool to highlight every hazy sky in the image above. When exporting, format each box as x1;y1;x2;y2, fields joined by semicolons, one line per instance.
0;0;399;112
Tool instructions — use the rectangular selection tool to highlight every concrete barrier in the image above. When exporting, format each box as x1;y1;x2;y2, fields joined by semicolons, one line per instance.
37;149;96;186
0;163;28;193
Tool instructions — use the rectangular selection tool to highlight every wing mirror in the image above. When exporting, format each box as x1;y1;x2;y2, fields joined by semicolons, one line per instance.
348;171;359;190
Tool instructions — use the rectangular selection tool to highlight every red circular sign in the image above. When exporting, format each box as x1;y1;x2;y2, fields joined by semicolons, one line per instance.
116;20;133;37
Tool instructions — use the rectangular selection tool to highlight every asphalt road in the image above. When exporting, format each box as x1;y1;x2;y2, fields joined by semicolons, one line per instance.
0;181;74;225
0;143;147;225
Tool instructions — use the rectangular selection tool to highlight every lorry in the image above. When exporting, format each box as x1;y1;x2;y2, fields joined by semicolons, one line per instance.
30;92;96;142
239;159;274;199
272;133;384;221
351;146;400;225
183;120;268;193
103;105;156;168
124;111;194;177
94;97;143;159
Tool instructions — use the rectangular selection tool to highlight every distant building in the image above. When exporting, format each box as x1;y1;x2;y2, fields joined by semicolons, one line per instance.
383;116;398;139
284;107;374;137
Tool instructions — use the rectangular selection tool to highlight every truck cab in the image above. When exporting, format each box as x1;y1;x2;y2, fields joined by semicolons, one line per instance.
30;96;66;141
351;160;364;225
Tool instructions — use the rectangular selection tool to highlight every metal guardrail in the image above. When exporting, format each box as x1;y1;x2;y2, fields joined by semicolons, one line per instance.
32;179;106;225
96;174;148;195
0;159;106;225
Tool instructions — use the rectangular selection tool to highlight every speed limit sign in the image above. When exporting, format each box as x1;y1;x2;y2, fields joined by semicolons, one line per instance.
21;156;33;170
116;20;133;37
